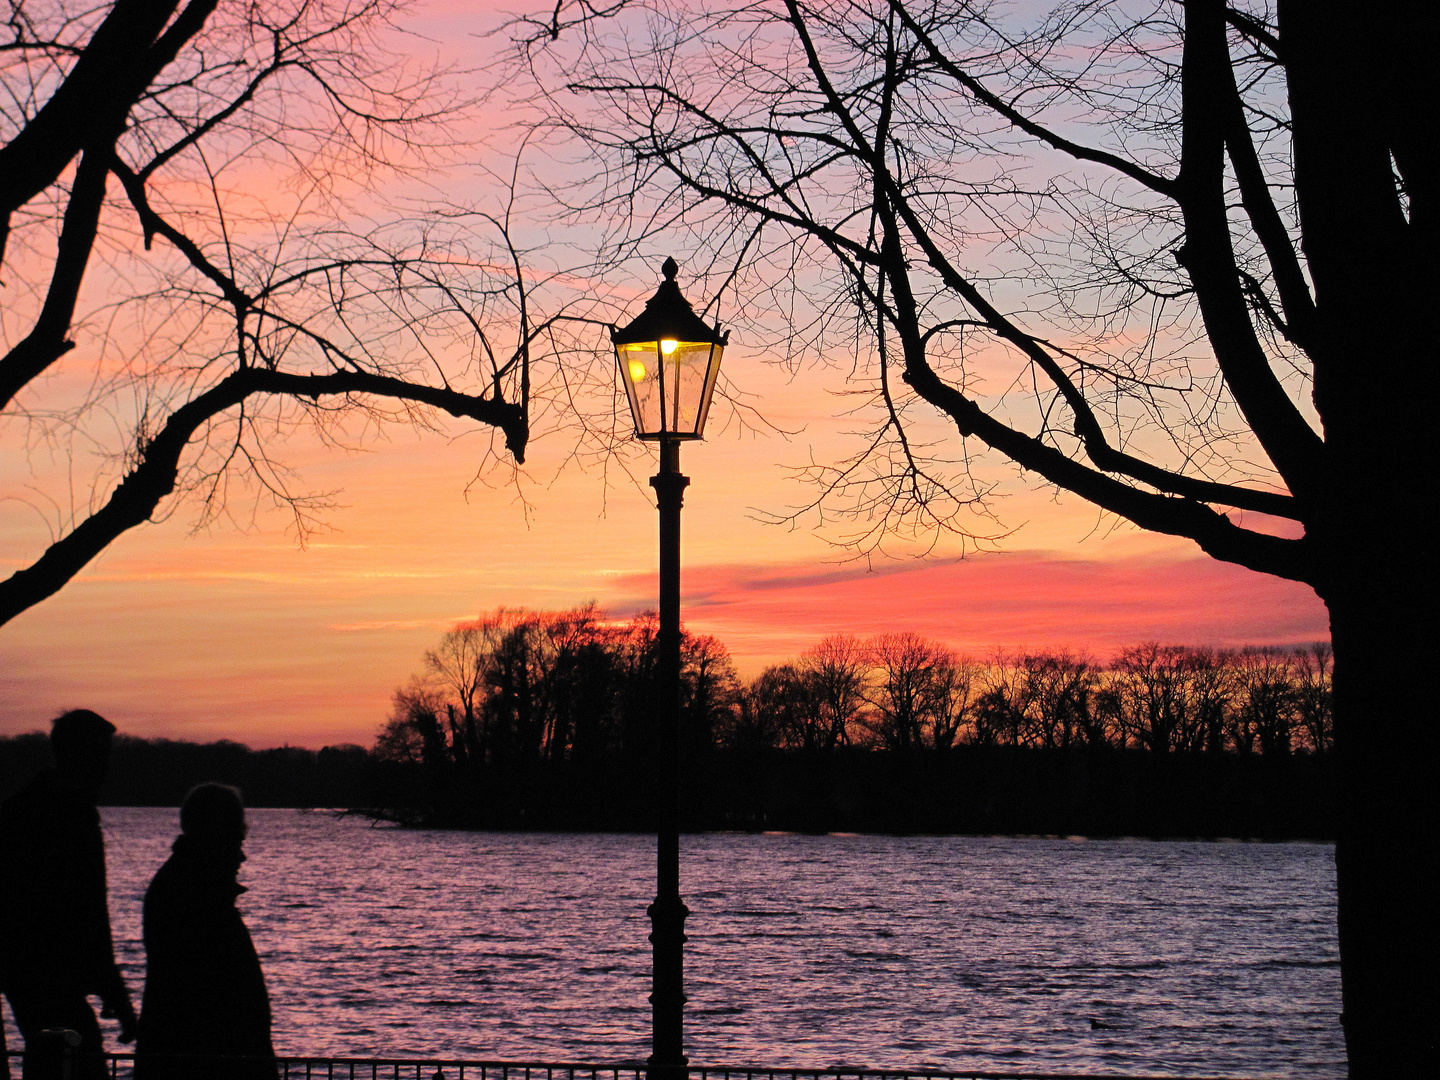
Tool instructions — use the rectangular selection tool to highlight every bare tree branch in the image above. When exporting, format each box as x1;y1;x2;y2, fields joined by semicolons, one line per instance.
0;367;525;626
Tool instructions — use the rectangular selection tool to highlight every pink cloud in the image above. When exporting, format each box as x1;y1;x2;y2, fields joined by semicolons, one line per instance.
607;550;1329;672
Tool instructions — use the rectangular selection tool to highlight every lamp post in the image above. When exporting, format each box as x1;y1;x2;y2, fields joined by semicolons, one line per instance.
612;257;727;1080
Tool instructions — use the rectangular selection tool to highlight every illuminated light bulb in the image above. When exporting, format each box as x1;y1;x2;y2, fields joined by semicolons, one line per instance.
628;359;648;382
660;339;679;355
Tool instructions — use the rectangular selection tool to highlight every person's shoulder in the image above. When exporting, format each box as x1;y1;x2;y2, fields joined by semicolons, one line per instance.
145;849;184;892
144;847;218;905
144;852;188;922
144;848;241;936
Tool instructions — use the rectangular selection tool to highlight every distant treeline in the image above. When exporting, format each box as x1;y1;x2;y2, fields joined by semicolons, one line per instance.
378;605;1334;764
0;729;1333;838
0;733;373;809
0;607;1334;836
369;605;1335;837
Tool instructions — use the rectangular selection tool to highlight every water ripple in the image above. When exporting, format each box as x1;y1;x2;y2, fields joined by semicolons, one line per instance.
22;809;1344;1078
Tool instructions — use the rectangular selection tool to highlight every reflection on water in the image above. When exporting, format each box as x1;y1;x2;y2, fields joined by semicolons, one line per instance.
10;809;1343;1077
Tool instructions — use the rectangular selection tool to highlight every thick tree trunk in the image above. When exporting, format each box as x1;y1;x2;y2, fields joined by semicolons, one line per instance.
1323;567;1439;1075
1287;3;1439;1072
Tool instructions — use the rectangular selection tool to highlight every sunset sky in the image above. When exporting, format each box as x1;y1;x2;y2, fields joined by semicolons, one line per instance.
0;1;1330;750
0;368;1328;747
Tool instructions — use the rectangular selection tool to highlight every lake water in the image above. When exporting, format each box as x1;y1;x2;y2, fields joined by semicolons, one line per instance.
5;808;1343;1077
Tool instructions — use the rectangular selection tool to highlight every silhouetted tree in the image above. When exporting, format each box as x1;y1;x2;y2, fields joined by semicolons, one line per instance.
973;652;1035;748
680;631;741;758
865;631;948;752
730;664;810;753
377;681;451;793
1108;643;1192;755
0;0;623;626
511;3;1434;1061
924;647;980;751
1292;641;1334;755
1017;650;1096;750
1231;646;1298;758
378;606;736;773
375;695;428;769
1182;647;1237;756
482;615;543;766
425;625;493;765
612;610;662;758
798;634;869;751
539;604;623;763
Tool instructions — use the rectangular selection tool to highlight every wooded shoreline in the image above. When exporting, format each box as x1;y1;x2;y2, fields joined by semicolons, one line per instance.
0;734;1335;840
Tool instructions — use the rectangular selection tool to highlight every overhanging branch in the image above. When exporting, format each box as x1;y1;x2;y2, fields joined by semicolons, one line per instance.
899;358;1313;584
0;368;526;628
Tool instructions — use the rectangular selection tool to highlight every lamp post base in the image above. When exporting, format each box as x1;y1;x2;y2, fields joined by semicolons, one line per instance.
648;890;690;1078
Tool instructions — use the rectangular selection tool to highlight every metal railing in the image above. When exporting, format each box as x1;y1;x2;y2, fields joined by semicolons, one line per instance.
2;1051;1263;1080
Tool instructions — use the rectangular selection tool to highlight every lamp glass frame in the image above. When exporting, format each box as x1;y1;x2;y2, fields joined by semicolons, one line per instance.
616;337;725;440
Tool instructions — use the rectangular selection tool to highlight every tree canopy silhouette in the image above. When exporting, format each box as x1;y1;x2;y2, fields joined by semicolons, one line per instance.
371;610;1333;834
510;0;1434;1073
0;0;616;626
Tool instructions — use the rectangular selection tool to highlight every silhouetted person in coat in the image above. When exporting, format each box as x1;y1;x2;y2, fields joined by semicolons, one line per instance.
135;783;276;1080
0;709;137;1080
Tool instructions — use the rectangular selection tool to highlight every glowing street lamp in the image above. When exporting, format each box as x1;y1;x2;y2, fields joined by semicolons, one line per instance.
611;258;727;1079
613;257;727;442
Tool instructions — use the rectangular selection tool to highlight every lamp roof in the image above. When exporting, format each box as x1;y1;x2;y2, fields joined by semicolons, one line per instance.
611;258;727;346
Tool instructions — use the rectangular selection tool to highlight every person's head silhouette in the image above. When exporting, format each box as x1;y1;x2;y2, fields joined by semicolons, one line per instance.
50;708;116;794
180;782;247;848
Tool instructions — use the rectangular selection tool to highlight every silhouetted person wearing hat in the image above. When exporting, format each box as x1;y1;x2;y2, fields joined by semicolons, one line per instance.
0;709;137;1080
135;783;276;1080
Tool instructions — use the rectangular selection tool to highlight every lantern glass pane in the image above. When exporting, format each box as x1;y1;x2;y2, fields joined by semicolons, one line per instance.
618;341;663;435
667;339;717;435
617;339;723;438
